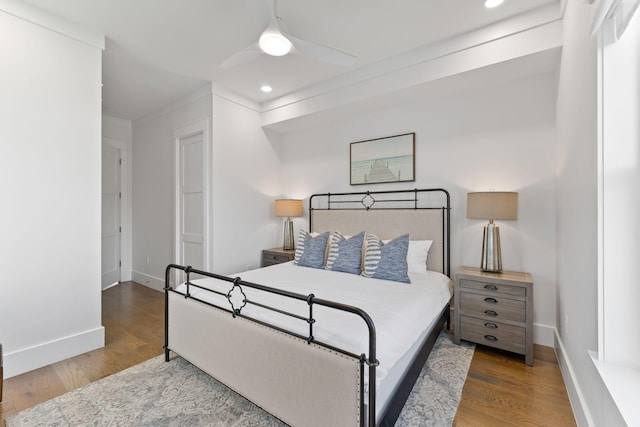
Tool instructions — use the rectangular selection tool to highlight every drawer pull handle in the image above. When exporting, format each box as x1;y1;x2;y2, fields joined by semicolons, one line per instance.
484;284;498;291
484;297;498;304
484;310;498;317
484;335;498;342
484;322;498;329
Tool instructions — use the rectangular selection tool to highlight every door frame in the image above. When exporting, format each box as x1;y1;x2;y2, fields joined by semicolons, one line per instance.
103;138;132;283
101;143;121;289
173;118;211;284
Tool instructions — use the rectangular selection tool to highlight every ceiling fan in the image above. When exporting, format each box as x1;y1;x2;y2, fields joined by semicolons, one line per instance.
221;0;356;69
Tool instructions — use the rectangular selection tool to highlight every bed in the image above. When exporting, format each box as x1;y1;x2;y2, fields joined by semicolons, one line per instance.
164;188;451;427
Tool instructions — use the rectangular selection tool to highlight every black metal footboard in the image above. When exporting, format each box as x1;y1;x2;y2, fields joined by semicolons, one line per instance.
164;264;379;427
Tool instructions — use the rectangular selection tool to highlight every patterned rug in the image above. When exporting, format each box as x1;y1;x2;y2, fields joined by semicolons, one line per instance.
5;333;474;427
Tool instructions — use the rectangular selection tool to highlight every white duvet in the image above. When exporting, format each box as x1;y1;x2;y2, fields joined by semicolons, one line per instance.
175;261;452;387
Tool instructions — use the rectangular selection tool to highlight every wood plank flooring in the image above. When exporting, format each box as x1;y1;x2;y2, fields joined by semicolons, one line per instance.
453;343;576;426
0;282;164;422
0;282;575;426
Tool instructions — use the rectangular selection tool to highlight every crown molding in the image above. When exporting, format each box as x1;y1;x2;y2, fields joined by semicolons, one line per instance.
103;114;132;129
133;84;213;127
259;2;563;130
212;85;261;112
0;0;104;49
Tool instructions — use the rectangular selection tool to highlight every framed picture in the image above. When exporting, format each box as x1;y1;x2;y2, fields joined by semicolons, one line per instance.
350;133;415;185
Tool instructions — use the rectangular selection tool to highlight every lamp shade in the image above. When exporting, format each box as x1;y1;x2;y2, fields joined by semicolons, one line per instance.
467;192;518;220
274;199;303;217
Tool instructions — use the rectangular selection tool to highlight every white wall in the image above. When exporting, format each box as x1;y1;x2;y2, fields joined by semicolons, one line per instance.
280;72;558;346
555;0;626;425
0;4;104;377
103;115;133;144
131;90;213;290
211;93;283;273
131;88;283;289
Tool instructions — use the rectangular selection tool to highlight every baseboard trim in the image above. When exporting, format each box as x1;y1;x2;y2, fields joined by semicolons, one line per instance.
554;328;594;426
102;281;119;291
534;322;555;347
4;327;105;378
132;270;165;292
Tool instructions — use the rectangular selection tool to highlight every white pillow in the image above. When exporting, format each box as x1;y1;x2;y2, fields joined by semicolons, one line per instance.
377;239;433;274
407;240;433;274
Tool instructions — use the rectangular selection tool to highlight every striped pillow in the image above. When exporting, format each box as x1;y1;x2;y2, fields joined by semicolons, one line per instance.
362;234;411;283
294;230;319;262
325;231;365;275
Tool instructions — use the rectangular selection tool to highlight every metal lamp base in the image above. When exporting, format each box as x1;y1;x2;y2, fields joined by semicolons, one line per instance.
481;221;502;272
283;217;295;250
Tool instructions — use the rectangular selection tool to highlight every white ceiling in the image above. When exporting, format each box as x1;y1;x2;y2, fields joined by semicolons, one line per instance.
20;0;559;121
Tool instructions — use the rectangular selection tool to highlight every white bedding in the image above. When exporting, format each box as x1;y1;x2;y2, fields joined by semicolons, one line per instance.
175;261;452;388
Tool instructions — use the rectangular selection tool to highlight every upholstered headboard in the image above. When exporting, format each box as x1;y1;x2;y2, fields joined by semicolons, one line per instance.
309;189;450;276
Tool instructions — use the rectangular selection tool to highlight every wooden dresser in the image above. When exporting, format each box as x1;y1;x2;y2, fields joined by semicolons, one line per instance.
454;266;534;365
261;247;295;267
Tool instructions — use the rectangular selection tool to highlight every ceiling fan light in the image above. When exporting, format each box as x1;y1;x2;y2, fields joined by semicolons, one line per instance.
484;0;504;8
259;30;292;56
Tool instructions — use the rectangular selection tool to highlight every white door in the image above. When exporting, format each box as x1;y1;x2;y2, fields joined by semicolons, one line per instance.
178;132;205;272
102;144;121;289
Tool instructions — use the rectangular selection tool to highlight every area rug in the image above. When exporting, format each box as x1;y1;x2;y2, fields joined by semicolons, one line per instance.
5;332;474;427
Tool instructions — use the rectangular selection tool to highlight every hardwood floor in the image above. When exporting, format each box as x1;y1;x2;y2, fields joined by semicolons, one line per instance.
453;343;576;426
0;282;575;426
0;282;165;423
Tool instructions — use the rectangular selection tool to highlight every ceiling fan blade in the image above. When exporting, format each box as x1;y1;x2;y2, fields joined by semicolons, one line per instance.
245;0;276;30
220;44;262;69
289;36;356;67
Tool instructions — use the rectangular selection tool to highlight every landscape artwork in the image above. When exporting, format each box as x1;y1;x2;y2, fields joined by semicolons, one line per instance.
350;133;415;185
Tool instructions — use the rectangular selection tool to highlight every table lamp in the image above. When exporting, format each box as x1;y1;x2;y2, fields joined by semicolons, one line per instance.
274;199;303;250
467;192;518;272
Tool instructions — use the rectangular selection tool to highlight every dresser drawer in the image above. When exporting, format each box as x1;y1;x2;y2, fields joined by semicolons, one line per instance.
263;253;292;263
460;292;525;323
459;278;526;297
454;267;533;365
460;316;525;354
261;249;295;267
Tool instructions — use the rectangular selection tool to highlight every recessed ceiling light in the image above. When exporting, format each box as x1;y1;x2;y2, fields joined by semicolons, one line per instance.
485;0;504;8
261;85;273;93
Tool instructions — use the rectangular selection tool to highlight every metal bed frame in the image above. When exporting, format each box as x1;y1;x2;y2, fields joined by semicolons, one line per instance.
309;188;450;278
165;265;377;424
164;188;451;427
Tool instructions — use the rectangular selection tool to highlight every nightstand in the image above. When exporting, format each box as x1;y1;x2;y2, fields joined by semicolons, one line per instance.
454;266;534;365
261;247;295;267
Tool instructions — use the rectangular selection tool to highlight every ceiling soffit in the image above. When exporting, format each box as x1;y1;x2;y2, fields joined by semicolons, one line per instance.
254;2;564;131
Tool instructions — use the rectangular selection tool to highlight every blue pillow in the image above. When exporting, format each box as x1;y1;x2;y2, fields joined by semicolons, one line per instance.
325;231;365;275
362;234;411;283
294;230;315;263
296;231;330;269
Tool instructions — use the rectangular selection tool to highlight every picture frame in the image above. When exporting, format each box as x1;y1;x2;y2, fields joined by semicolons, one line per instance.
350;133;415;185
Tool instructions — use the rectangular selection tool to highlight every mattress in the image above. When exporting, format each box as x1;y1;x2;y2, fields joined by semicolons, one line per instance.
175;261;452;418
